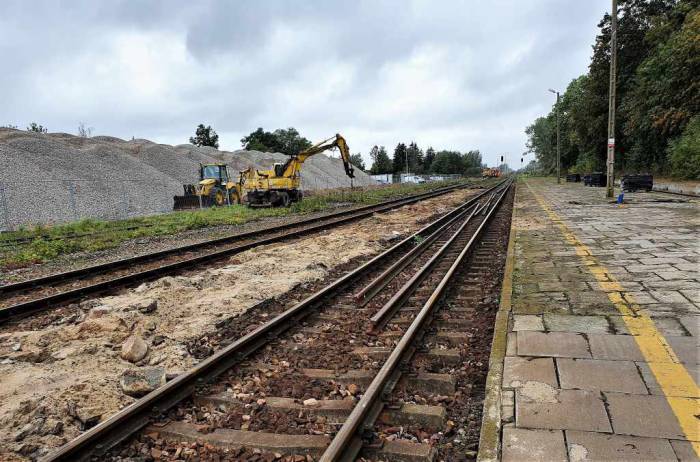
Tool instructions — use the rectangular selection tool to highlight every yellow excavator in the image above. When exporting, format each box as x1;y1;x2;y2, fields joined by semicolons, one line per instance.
173;134;355;209
245;133;354;206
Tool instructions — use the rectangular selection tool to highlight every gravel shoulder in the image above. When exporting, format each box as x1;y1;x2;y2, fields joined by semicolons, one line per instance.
0;189;476;461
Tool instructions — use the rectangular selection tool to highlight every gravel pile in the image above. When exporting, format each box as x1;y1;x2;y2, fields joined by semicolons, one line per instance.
0;129;374;230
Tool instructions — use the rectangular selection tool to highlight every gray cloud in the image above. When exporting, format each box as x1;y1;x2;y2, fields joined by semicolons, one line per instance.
0;0;608;167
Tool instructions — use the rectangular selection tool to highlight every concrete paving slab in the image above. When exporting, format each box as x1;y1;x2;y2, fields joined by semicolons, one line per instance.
516;388;611;433
648;290;694;304
605;393;693;440
670;440;700;462
636;362;700;398
516;331;591;358
512;315;544;331
503;356;558;388
622;291;660;305
544;314;611;334
502;427;567;462
667;335;700;365
557;358;648;394
680;315;700;337
566;430;678;461
588;334;646;361
680;288;700;303
638;303;700;315
609;315;690;337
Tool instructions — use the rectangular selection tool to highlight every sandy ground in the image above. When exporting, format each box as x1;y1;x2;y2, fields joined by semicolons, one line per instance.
0;188;475;461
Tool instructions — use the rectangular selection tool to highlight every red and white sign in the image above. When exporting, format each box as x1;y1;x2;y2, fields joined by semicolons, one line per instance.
607;138;615;148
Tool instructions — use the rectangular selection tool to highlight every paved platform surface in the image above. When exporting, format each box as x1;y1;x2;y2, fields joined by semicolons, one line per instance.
481;178;699;461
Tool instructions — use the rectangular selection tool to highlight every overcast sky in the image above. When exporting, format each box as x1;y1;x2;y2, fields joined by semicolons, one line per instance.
0;0;609;168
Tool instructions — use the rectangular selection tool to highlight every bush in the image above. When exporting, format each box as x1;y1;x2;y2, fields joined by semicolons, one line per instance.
668;116;700;180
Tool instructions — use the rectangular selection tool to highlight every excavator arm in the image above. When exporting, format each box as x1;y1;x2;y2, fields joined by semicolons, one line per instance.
282;133;355;179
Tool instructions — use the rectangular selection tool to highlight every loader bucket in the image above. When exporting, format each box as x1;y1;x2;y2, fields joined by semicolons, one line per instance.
173;184;203;210
173;195;203;210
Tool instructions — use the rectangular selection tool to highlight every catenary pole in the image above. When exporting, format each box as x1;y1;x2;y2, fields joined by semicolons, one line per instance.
606;0;618;198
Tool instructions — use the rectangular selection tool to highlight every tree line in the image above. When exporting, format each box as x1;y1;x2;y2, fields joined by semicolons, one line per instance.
368;143;484;176
189;125;483;176
525;0;699;179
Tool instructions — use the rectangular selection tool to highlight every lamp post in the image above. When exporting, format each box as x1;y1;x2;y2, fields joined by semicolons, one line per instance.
548;89;561;184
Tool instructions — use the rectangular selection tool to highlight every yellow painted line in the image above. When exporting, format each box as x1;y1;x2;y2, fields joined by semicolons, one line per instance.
525;180;700;454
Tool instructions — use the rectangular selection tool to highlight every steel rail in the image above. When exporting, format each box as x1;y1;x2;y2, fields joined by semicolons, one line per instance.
320;180;513;462
352;202;478;307
368;183;508;330
0;183;490;324
41;182;505;462
0;183;469;296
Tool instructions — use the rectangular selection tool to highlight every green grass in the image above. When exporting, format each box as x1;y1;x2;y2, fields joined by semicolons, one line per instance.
0;180;476;269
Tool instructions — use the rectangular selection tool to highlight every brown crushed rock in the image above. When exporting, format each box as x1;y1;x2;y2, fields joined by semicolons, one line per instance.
0;189;475;461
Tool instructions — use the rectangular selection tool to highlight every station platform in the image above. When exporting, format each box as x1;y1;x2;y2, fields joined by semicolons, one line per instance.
479;178;699;461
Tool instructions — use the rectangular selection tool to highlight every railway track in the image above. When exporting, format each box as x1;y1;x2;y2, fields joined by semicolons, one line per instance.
43;179;513;462
0;182;487;325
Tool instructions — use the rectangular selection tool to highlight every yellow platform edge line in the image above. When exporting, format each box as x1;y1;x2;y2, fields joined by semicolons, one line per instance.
526;180;700;454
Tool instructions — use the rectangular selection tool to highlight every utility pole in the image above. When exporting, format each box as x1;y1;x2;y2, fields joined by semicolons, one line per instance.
405;148;409;181
606;0;618;198
549;89;561;184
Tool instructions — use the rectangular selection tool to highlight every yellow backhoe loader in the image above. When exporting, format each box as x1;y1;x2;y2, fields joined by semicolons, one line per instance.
245;133;355;207
173;163;247;210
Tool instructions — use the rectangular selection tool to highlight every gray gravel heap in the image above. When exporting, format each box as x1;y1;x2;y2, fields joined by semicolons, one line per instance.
0;128;374;230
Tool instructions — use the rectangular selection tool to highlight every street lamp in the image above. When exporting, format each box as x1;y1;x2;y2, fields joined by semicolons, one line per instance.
549;88;561;184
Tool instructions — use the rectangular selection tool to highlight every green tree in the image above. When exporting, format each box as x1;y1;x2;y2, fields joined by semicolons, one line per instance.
523;0;687;176
370;146;392;174
424;147;436;173
392;143;408;174
368;146;380;168
27;122;47;133
241;127;278;151
430;150;463;174
189;124;219;148
349;153;366;171
406;142;424;173
525;116;557;173
462;150;484;176
668;116;700;179
240;127;312;156
271;128;312;156
623;6;700;171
